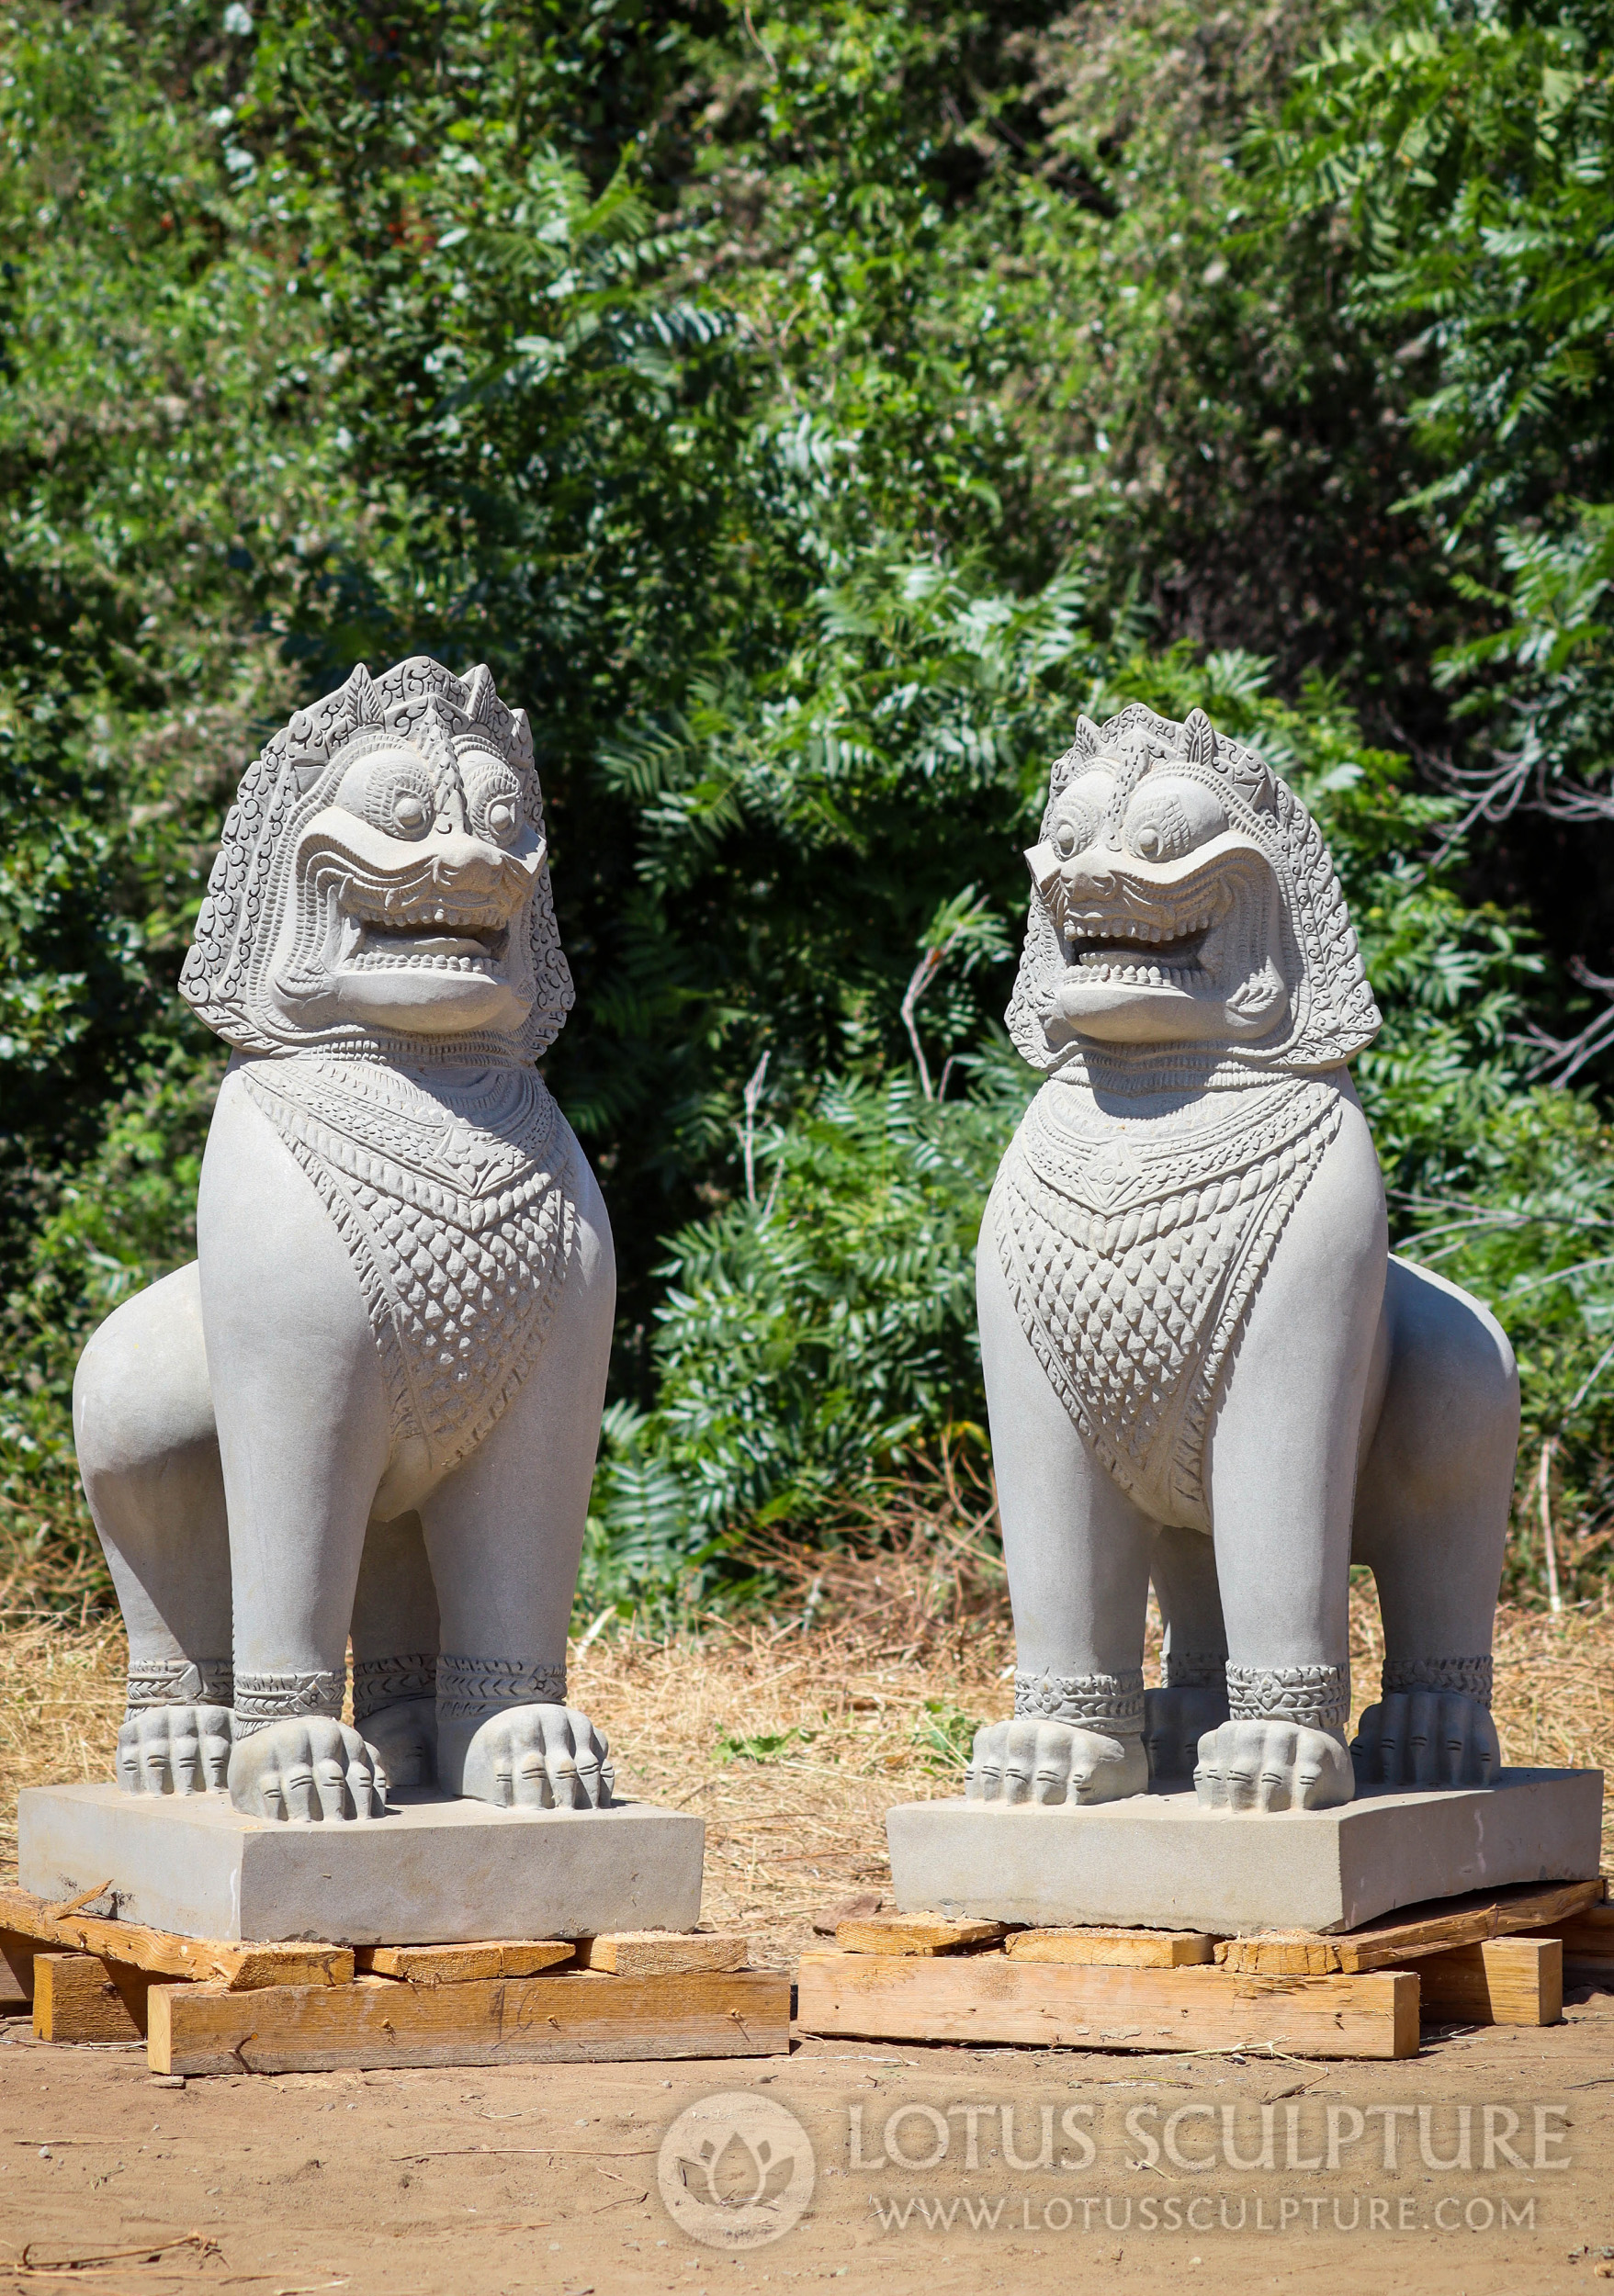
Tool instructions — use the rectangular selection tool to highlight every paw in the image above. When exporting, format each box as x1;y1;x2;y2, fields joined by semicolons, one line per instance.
1143;1685;1229;1784
441;1704;615;1810
227;1717;388;1820
358;1697;437;1789
117;1705;232;1796
1351;1692;1500;1790
1193;1719;1353;1812
965;1717;1148;1806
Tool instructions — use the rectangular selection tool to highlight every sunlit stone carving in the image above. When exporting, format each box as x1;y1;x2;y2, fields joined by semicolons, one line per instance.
971;703;1518;1813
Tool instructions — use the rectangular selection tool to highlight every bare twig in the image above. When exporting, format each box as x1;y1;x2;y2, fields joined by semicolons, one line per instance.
900;950;944;1099
739;1050;770;1206
1540;1439;1563;1615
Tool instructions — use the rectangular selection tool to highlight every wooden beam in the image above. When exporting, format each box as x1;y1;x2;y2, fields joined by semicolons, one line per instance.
355;1941;576;1983
1408;1937;1563;2028
149;1968;791;2076
33;1953;153;2043
1216;1877;1602;1976
1;1930;35;2008
1005;1928;1214;1969
576;1932;749;1976
834;1914;1006;1957
796;1949;1418;2060
0;1886;351;1990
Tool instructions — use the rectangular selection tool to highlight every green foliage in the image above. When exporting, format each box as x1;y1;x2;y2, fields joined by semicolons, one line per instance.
6;0;1614;1617
912;1696;982;1772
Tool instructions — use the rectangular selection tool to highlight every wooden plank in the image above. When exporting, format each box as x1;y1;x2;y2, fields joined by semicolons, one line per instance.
835;1914;1006;1957
1005;1927;1214;1969
796;1949;1418;2061
33;1953;153;2043
0;1885;351;1990
356;1941;576;1983
1407;1937;1562;2028
1;1930;35;2008
1216;1878;1602;1976
1540;1904;1614;1964
577;1931;749;1976
148;1968;791;2076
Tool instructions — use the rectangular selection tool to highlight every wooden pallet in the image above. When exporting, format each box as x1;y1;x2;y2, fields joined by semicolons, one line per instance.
794;1877;1607;2060
2;1886;786;2073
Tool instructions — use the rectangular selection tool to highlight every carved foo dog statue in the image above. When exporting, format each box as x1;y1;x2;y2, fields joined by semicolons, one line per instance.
970;703;1517;1814
73;658;615;1820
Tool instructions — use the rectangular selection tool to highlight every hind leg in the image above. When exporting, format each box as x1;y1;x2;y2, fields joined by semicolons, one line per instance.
73;1263;233;1794
1145;1526;1229;1784
1350;1256;1516;1789
351;1512;440;1788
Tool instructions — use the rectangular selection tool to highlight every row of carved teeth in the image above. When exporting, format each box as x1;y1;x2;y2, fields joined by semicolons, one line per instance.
349;951;497;972
360;908;504;933
1075;958;1209;987
1065;909;1216;944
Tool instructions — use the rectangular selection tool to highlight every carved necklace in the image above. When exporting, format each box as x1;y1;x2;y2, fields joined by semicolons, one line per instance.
241;1055;577;1481
992;1071;1343;1531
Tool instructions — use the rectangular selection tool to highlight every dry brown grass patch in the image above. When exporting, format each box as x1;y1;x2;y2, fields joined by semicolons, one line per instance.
1;1546;1608;1967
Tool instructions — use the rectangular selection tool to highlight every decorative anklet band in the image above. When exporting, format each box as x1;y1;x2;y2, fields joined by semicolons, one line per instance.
1225;1662;1349;1733
1162;1649;1227;1692
437;1655;567;1723
1015;1668;1146;1734
1381;1655;1493;1708
125;1658;233;1718
353;1654;438;1723
232;1669;345;1738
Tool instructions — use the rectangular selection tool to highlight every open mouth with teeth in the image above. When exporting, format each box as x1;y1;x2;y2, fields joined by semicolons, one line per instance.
344;901;512;974
1065;907;1221;991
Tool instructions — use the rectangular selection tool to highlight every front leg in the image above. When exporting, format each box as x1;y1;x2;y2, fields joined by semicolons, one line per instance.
1146;1524;1230;1784
973;1223;1155;1807
1199;1094;1387;1813
198;1078;393;1819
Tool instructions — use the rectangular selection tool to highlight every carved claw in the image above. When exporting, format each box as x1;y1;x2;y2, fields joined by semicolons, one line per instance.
1193;1719;1353;1813
358;1695;437;1789
227;1718;388;1821
965;1717;1148;1807
117;1705;233;1797
443;1704;615;1810
1351;1692;1500;1791
1143;1685;1229;1784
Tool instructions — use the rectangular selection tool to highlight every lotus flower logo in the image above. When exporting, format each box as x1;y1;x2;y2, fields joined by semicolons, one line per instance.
657;2093;816;2249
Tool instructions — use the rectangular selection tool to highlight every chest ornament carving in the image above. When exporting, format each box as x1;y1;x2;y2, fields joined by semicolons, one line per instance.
992;1073;1342;1530
242;1055;577;1480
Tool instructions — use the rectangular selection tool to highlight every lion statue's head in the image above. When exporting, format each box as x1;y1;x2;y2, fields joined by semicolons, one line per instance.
1005;703;1381;1077
179;657;572;1062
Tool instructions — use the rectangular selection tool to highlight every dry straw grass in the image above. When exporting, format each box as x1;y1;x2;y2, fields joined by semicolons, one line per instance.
1;1474;1609;1964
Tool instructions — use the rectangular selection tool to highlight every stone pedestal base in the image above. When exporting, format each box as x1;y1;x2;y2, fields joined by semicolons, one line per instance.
886;1769;1603;1936
18;1784;705;1945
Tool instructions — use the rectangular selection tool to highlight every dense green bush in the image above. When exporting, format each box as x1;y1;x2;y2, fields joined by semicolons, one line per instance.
5;0;1614;1616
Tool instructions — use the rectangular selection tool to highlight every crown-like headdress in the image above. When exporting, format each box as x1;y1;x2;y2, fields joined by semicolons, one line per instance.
1004;703;1381;1076
179;657;573;1060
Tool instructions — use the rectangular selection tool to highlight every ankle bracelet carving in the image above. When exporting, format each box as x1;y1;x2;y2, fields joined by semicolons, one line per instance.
125;1659;233;1718
1381;1655;1493;1708
1162;1649;1227;1692
437;1655;567;1723
353;1654;439;1723
1015;1668;1146;1735
231;1669;345;1737
1225;1662;1349;1734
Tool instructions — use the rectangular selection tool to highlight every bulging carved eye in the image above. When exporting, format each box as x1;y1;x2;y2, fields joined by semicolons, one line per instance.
463;757;525;848
333;744;436;840
1050;794;1100;860
1123;774;1227;864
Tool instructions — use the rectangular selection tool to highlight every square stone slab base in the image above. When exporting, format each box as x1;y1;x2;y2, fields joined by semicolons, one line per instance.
17;1784;705;1945
886;1768;1604;1936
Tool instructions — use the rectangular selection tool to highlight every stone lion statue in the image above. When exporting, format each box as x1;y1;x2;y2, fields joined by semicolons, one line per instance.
968;703;1517;1814
73;657;615;1820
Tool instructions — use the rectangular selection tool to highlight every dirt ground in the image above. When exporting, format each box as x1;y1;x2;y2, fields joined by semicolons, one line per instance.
3;1574;1614;2292
3;1993;1614;2296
